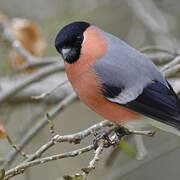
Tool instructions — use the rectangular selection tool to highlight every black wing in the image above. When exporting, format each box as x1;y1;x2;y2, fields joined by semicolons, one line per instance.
124;81;180;129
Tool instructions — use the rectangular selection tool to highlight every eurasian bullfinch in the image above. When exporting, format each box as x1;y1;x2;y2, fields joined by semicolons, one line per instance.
55;21;180;136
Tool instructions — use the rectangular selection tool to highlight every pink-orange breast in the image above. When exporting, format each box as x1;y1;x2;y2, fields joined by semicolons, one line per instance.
65;26;140;125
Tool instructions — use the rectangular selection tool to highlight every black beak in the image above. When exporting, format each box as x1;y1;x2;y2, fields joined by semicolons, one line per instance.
61;48;71;60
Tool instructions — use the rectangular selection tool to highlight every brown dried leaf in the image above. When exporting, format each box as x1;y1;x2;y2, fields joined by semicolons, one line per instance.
9;18;46;70
0;12;7;24
0;122;6;139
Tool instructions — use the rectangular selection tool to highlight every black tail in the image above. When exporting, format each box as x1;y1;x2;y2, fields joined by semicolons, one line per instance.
125;81;180;129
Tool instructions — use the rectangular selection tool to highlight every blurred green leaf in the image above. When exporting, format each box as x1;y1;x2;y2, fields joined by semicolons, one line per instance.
119;140;136;157
0;169;5;180
6;135;13;145
63;173;84;180
81;167;91;174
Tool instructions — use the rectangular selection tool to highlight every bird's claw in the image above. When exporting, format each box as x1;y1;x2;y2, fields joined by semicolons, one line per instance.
115;127;130;139
93;131;113;150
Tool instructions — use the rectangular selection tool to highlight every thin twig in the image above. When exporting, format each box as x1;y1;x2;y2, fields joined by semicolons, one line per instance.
4;145;94;180
31;79;69;100
1;20;62;72
24;120;112;163
0;93;77;166
146;52;175;64
140;45;178;55
88;141;104;169
161;56;180;72
1;21;38;63
6;136;29;159
163;64;180;78
127;0;175;47
134;135;148;160
0;74;72;104
19;103;49;135
128;129;157;137
0;62;64;102
16;57;60;71
46;113;56;138
4;124;120;179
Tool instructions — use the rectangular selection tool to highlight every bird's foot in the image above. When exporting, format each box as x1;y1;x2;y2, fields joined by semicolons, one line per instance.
93;131;113;150
92;126;156;150
115;127;130;139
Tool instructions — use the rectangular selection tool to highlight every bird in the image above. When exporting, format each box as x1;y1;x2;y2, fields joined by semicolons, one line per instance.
55;21;180;136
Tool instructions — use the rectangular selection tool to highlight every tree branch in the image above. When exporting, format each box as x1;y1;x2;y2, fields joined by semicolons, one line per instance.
0;93;77;166
4;145;94;180
0;62;64;102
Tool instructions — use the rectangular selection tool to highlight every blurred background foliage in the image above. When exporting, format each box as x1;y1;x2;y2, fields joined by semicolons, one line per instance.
0;0;180;180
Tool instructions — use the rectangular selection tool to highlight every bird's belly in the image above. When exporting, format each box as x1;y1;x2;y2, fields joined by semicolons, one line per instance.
68;70;139;125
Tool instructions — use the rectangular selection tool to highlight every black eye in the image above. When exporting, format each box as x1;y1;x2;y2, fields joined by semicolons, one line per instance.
76;35;83;42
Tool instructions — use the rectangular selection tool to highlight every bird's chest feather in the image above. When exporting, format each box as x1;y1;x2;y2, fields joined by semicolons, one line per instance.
65;62;139;124
64;26;139;124
65;61;101;105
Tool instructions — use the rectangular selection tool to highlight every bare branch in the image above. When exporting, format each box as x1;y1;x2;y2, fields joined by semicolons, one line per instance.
161;56;180;72
24;120;111;163
127;129;157;137
140;45;178;55
0;73;73;104
163;64;180;78
134;135;148;160
88;141;104;169
19;103;49;135
4;145;94;180
6;136;29;159
4;123;120;179
47;113;56;138
15;56;60;71
31;79;69;100
145;52;175;64
127;0;177;48
0;62;64;102
0;93;77;166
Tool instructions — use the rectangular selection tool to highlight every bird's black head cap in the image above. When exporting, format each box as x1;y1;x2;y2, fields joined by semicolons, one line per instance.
55;21;90;64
